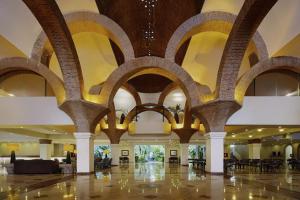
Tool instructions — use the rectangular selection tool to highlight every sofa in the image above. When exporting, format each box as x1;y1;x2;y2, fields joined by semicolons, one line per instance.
13;160;61;174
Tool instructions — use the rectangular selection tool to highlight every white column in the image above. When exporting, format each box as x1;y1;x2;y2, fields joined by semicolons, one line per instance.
205;132;226;174
248;143;261;159
39;139;52;160
111;144;120;166
74;132;94;174
180;144;189;166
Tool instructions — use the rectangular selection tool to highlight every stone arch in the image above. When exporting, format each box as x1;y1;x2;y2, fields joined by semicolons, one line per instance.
99;57;201;110
24;0;83;100
158;82;211;106
216;0;277;100
124;103;176;127
235;56;300;103
165;11;269;62
158;82;179;105
90;82;141;106
0;57;66;104
31;11;135;64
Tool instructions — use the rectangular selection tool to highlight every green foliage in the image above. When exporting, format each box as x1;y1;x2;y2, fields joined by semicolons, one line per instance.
134;145;165;162
94;145;111;158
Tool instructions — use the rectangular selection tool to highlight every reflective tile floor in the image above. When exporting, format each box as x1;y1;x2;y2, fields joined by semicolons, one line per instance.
1;163;300;199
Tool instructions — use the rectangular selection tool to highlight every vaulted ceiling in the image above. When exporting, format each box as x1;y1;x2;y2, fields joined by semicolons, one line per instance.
96;0;204;92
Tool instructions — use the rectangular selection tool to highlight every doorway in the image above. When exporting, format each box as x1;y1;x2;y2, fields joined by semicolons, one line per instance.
134;145;165;163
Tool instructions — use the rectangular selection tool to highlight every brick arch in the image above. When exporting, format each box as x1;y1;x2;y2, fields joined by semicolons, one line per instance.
0;57;66;104
90;82;141;106
235;56;300;103
31;11;134;64
165;11;269;62
158;82;211;106
124;103;176;127
99;57;202;110
216;0;277;101
158;82;179;105
24;0;83;100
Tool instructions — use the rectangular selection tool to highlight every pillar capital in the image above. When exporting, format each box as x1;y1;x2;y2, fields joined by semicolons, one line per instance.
192;100;241;132
103;129;125;144
74;132;94;139
173;128;196;144
59;99;109;133
205;132;227;139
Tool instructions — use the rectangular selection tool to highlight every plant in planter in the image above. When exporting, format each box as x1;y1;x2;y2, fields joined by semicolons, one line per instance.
10;150;16;164
168;104;184;123
116;109;129;124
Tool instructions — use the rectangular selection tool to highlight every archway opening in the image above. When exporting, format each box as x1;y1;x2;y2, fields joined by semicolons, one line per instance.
134;145;165;163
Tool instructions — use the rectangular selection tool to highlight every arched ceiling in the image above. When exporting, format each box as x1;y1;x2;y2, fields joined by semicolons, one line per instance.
49;32;118;91
182;32;251;91
56;0;98;14
0;0;300;94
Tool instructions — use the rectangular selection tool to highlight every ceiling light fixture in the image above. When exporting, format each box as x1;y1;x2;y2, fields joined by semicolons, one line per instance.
279;128;285;132
257;128;263;132
249;135;253;138
140;0;158;56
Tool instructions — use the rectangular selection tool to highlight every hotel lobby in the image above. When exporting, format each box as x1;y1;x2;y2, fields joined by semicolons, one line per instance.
1;0;300;199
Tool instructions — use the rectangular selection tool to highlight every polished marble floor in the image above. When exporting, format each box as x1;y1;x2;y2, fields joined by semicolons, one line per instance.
1;163;300;199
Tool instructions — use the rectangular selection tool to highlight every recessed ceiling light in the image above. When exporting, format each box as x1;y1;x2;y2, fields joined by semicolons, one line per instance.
249;135;253;138
279;128;285;132
257;128;263;132
232;135;236;138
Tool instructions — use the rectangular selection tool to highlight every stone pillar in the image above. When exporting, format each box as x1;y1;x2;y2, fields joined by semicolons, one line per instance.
39;139;52;160
111;144;120;166
205;132;226;174
74;132;94;174
180;144;189;166
248;140;261;159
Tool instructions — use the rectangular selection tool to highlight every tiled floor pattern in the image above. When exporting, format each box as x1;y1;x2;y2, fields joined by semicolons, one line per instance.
1;163;300;199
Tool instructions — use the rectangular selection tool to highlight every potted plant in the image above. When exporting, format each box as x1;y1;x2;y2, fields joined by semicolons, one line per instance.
10;150;16;164
168;104;184;123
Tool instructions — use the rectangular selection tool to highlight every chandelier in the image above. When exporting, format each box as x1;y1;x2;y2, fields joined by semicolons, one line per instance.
140;0;158;56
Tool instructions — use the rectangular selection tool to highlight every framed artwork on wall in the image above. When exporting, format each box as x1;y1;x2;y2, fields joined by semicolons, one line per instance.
121;150;129;156
170;150;177;157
